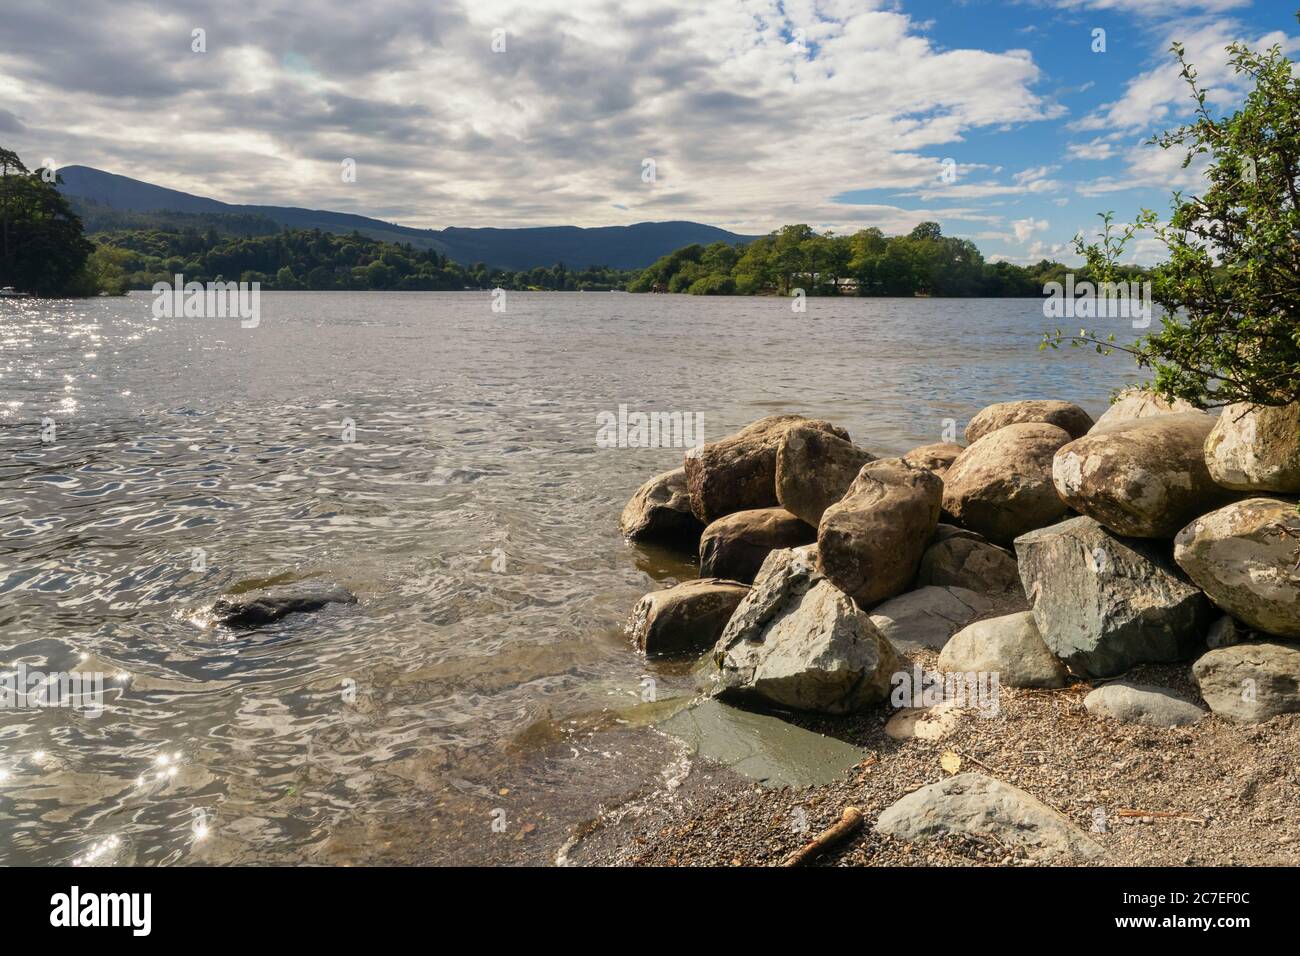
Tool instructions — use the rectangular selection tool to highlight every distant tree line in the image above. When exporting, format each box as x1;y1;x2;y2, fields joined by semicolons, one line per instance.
629;222;1148;297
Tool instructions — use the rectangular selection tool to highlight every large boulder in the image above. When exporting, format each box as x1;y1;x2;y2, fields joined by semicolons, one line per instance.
1015;516;1210;677
868;585;991;653
915;531;1021;595
1083;681;1205;727
619;467;704;545
712;546;902;714
775;424;875;526
628;578;750;657
942;422;1072;545
965;400;1094;444
1204;401;1300;493
1192;642;1300;722
875;773;1103;862
902;442;965;479
699;507;816;584
685;415;849;524
1173;497;1300;638
1091;387;1202;431
208;581;357;628
1052;412;1236;538
817;458;943;608
938;611;1065;688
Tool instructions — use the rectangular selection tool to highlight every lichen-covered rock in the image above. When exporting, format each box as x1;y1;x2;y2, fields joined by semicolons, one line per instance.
1083;681;1205;727
1091;387;1202;431
1015;516;1210;677
685;415;850;524
902;442;965;479
628;578;750;657
619;467;704;545
775;424;875;526
915;532;1021;595
1052;412;1236;538
712;545;902;714
1193;642;1300;722
699;507;816;584
964;400;1094;444
208;581;357;628
817;458;943;608
938;611;1065;688
868;585;991;653
1204;401;1300;493
1174;497;1300;638
875;773;1103;862
942;422;1072;545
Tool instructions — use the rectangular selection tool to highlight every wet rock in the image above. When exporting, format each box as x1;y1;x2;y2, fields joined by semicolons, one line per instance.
817;457;943;608
1193;642;1300;722
685;415;849;524
915;532;1021;595
942;422;1072;546
775;424;876;526
1015;516;1209;677
1052;412;1236;538
902;442;965;479
867;585;991;653
1083;681;1205;727
965;400;1094;444
1205;401;1300;493
1174;497;1300;638
1207;615;1246;650
699;507;816;584
712;545;902;714
938;611;1065;688
619;467;704;545
875;772;1104;862
629;578;750;657
1091;387;1203;430
209;581;357;628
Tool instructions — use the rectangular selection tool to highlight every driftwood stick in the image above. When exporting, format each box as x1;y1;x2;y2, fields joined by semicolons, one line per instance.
781;807;863;867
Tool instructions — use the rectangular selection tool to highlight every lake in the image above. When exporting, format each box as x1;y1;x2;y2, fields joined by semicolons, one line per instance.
0;291;1141;865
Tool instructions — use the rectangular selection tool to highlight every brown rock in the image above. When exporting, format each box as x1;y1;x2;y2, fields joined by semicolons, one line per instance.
685;415;850;524
775;424;876;526
942;422;1072;546
1053;412;1237;538
915;533;1021;595
1091;387;1202;430
629;578;750;657
817;458;943;608
699;507;817;584
1205;401;1300;493
965;400;1093;444
619;467;704;545
902;442;965;479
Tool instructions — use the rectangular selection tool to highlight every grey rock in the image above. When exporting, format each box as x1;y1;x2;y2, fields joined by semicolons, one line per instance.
938;611;1065;688
875;772;1103;862
1015;516;1210;677
1091;387;1202;430
915;534;1021;595
1174;497;1300;639
712;545;902;714
628;578;749;657
1207;615;1246;650
775;424;876;526
209;581;357;628
619;467;704;545
699;506;816;584
1192;642;1300;722
868;585;991;653
1083;681;1205;727
1204;401;1300;493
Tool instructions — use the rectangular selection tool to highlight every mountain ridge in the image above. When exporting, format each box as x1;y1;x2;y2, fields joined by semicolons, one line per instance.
55;165;756;271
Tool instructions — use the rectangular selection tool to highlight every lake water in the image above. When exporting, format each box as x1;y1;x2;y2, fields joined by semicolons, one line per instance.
0;291;1140;865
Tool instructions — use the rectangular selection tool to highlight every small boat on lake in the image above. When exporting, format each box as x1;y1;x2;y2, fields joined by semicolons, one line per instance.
0;286;33;298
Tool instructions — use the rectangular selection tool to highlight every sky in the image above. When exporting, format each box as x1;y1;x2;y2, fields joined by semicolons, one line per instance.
0;0;1296;264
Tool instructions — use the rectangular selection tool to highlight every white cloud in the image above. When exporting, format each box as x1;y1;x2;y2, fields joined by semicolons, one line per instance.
1013;216;1050;241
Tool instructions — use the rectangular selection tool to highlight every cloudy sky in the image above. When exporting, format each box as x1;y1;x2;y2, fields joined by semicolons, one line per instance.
0;0;1295;263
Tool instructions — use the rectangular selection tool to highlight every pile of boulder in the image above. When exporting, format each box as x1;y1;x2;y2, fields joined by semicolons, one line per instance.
622;392;1300;726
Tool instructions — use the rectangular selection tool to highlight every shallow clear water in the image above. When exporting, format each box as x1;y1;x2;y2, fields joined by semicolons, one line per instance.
0;291;1140;865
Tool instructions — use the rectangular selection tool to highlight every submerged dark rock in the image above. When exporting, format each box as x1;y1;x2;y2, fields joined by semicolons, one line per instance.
209;581;358;628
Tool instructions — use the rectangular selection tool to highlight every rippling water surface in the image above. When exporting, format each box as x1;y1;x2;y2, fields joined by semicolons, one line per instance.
0;291;1138;865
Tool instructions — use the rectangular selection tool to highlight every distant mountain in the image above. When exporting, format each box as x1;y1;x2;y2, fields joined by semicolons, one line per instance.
56;166;756;271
